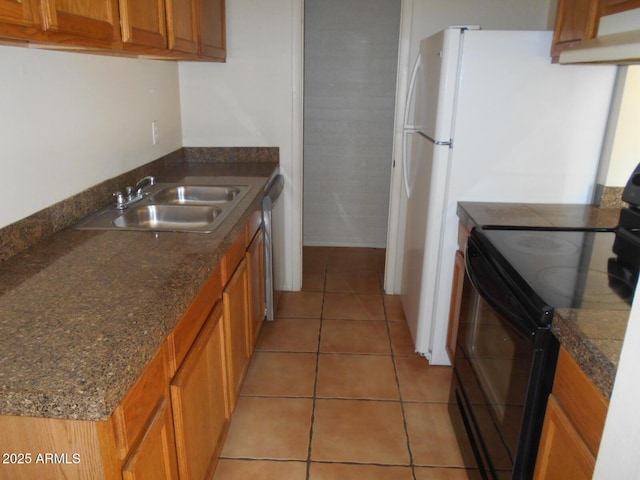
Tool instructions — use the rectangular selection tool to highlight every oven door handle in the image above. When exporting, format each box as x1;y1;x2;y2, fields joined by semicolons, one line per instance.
465;237;541;339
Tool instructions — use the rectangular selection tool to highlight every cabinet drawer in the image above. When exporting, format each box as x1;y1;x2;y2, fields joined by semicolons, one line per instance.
247;209;262;244
169;264;223;374
552;347;608;456
221;231;247;284
114;344;169;457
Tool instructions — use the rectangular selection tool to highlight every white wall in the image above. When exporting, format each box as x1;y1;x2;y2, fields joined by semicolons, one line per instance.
303;0;401;248
408;0;555;55
178;0;304;291
0;46;182;228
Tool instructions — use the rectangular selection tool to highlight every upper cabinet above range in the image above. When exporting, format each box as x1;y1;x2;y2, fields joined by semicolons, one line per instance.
551;0;640;61
551;0;599;60
0;0;225;61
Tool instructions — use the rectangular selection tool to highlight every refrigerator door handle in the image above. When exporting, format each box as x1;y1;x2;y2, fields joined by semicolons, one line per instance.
417;130;452;147
402;53;422;197
403;130;414;197
403;52;422;130
403;130;452;198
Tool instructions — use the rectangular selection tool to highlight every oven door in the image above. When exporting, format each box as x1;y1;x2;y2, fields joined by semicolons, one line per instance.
450;235;558;480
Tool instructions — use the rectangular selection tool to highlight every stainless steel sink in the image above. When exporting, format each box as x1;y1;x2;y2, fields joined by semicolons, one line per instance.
113;205;222;232
75;181;251;233
149;185;243;205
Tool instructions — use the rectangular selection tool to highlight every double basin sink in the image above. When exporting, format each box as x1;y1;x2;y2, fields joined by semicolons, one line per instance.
76;183;251;233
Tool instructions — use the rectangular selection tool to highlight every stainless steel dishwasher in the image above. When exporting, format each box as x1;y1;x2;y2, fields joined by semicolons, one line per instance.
262;173;284;321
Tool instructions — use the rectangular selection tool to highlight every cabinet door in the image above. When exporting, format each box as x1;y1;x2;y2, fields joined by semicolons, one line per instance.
248;229;265;348
599;0;640;16
166;0;198;53
551;0;599;60
39;0;120;46
171;302;230;480
223;257;250;408
199;0;225;60
0;0;35;28
122;398;179;480
446;250;465;363
533;395;595;480
119;0;166;49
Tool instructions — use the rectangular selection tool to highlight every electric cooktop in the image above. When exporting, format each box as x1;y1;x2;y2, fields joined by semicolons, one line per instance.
474;228;637;311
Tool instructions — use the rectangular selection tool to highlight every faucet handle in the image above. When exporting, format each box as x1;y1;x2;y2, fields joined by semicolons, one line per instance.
113;192;127;209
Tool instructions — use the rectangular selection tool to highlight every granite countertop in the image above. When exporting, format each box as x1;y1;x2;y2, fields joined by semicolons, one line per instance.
457;201;628;400
457;201;621;231
0;160;278;421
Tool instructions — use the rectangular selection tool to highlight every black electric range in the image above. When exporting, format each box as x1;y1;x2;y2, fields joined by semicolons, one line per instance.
450;165;640;480
473;227;636;315
452;225;638;479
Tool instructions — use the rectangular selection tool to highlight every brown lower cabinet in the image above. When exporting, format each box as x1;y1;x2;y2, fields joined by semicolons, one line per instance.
223;256;251;408
446;250;465;363
0;217;261;480
247;226;265;348
533;347;609;479
533;396;595;480
171;302;229;480
121;398;179;480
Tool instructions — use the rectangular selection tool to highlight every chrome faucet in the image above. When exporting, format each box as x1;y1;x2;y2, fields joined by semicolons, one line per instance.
135;176;155;195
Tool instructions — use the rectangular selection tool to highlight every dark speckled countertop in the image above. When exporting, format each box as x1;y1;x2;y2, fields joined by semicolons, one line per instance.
458;202;628;399
0;150;278;421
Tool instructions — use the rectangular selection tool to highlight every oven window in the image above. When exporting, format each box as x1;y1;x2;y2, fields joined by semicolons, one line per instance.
457;273;535;469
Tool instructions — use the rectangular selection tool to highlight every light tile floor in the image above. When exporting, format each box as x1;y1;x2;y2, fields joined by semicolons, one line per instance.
213;247;480;480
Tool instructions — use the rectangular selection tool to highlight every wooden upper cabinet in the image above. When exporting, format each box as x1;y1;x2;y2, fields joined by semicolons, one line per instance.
199;0;225;60
119;0;167;49
599;0;640;15
166;0;198;53
0;0;121;46
551;0;640;61
39;0;120;46
0;0;36;28
0;0;225;59
551;0;599;60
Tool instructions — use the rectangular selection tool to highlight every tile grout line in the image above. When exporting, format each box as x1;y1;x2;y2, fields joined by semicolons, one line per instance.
382;284;418;480
304;256;327;480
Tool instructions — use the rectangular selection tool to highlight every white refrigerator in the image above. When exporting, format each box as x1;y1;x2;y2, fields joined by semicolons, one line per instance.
400;27;616;365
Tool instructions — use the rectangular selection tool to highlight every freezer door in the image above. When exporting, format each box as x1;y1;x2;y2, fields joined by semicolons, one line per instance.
448;30;615;204
413;28;462;142
401;132;452;357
